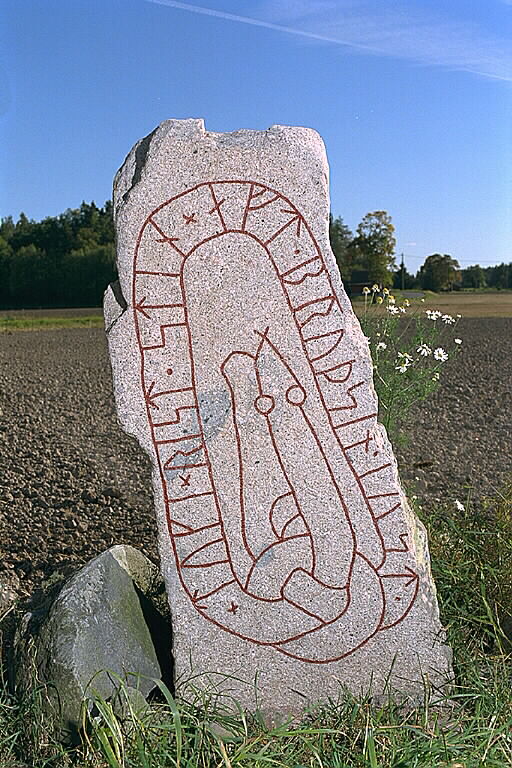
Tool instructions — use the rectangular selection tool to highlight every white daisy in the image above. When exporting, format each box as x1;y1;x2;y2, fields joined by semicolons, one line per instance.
395;355;412;373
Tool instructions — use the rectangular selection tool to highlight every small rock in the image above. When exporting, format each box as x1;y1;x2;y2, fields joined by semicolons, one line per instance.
0;570;20;615
15;560;33;577
15;544;171;744
81;488;97;503
101;486;122;499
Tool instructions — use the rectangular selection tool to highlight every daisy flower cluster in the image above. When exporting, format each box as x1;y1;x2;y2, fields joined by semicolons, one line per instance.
358;286;463;443
425;309;460;325
361;284;409;316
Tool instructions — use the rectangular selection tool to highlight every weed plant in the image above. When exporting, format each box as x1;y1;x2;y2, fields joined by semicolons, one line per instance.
358;286;462;446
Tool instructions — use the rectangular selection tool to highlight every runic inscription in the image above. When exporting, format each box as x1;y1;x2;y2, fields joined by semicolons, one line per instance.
131;180;419;663
107;120;451;710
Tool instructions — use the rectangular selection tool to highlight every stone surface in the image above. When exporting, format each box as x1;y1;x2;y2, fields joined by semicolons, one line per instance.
17;545;170;741
105;119;452;715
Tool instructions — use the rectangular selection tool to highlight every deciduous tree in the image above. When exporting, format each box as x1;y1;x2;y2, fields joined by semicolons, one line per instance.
0;202;116;308
418;253;461;292
329;215;354;280
353;210;396;287
462;265;486;289
485;262;511;290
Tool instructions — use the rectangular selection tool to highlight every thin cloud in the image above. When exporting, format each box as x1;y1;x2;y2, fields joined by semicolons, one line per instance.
146;0;512;83
145;0;378;51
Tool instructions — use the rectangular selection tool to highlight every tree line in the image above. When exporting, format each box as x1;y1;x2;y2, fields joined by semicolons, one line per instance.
0;203;510;309
0;202;115;308
329;212;512;293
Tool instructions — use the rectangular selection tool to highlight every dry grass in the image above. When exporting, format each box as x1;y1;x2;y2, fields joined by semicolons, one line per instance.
352;291;512;318
0;308;104;331
417;291;512;317
0;307;103;319
1;291;510;329
0;315;104;331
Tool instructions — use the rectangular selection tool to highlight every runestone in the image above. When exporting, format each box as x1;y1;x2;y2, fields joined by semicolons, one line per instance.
105;119;452;714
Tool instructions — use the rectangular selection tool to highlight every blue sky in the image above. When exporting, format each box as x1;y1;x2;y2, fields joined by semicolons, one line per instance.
1;0;511;274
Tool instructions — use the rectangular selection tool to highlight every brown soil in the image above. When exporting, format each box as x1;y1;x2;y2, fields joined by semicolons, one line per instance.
0;319;510;598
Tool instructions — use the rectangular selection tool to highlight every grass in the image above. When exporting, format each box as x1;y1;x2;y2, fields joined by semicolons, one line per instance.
0;315;104;331
352;290;512;318
1;484;511;767
1;289;511;334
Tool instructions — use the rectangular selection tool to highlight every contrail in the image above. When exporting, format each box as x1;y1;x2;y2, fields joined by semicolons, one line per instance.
144;0;375;53
145;0;512;83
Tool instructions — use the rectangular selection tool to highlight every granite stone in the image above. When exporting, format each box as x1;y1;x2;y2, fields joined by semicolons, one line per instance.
105;119;452;715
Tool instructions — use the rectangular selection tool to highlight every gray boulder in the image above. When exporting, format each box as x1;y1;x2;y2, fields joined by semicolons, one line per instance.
16;545;171;742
